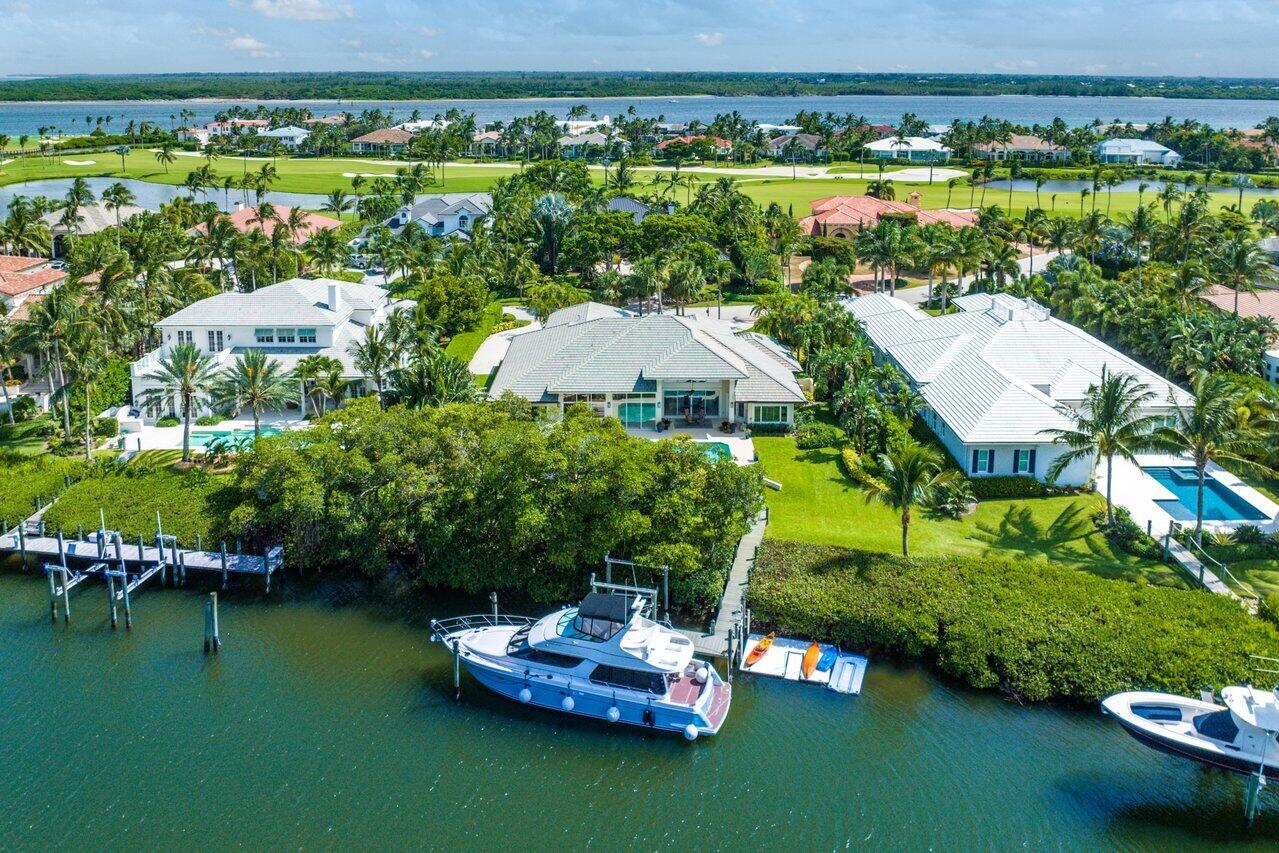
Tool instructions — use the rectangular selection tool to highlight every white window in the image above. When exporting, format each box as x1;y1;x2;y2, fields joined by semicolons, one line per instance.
1015;449;1031;474
298;328;317;344
207;330;224;352
276;328;296;344
753;404;787;424
255;328;274;344
972;449;992;474
177;330;193;345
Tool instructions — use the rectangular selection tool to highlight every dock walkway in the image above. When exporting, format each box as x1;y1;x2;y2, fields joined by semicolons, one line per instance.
680;508;767;659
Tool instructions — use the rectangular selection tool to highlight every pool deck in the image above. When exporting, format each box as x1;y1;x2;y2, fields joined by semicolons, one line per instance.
118;414;306;453
1103;453;1279;538
623;425;756;465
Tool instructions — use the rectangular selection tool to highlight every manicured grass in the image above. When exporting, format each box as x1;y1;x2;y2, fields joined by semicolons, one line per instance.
753;436;1181;586
2;150;1268;223
0;454;86;526
444;301;506;366
42;454;238;548
0;418;50;456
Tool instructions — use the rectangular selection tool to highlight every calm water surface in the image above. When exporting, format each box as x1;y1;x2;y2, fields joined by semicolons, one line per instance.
1;569;1277;850
3;95;1279;137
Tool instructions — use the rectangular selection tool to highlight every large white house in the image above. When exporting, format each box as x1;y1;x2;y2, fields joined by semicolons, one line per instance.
847;292;1191;486
257;125;311;148
383;193;492;240
1094;138;1182;165
130;277;401;421
864;136;952;161
489;303;806;429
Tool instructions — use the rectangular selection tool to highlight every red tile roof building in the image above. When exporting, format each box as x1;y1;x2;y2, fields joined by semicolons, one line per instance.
799;196;978;237
0;256;68;318
656;135;732;152
188;206;341;246
1199;285;1279;320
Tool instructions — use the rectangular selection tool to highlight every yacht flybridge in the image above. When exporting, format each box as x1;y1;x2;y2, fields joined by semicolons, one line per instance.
430;583;731;739
1102;685;1279;778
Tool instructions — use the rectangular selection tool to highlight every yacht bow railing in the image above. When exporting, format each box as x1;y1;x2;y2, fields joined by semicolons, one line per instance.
430;613;534;642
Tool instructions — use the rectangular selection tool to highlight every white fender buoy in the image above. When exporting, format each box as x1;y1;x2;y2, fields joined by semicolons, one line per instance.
606;705;621;723
518;687;532;704
695;666;709;684
561;695;575;712
683;724;699;741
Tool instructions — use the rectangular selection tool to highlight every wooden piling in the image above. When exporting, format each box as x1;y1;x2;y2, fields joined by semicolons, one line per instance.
46;564;57;623
59;566;70;623
1245;771;1263;823
17;523;26;571
453;641;461;701
209;592;220;652
263;548;271;595
490;591;498;620
220;543;228;590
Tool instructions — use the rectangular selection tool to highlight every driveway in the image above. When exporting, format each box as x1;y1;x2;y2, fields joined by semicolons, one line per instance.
468;306;541;375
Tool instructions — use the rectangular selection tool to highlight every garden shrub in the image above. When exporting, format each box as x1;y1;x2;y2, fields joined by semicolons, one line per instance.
10;397;38;422
1234;524;1268;545
195;415;224;426
968;475;1048;500
155;416;180;428
750;539;1279;704
838;447;884;490
795;422;844;450
0;453;86;523
747;422;791;436
92;417;119;438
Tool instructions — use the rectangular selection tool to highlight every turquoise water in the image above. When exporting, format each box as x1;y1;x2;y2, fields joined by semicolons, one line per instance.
1144;466;1269;522
1;571;1278;847
188;427;282;449
699;441;733;462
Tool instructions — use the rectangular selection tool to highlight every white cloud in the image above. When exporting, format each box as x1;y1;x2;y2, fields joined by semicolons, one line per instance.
420;49;436;59
420;26;439;36
694;31;725;46
242;0;354;20
225;32;278;57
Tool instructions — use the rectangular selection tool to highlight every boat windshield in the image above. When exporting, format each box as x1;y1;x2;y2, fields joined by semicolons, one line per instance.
556;603;626;642
505;623;533;655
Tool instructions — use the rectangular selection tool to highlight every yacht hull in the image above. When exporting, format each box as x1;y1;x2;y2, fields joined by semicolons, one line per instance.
452;632;730;737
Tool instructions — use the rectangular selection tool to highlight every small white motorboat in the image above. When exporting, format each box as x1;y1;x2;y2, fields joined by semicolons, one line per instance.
431;581;731;739
1102;686;1279;777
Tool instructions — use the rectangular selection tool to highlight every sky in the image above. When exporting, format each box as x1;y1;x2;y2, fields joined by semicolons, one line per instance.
2;0;1279;77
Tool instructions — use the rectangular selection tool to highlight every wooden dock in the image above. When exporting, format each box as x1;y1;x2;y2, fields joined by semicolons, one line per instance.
679;508;767;661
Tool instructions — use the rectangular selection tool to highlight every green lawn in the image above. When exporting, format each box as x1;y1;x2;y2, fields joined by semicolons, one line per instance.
753;436;1181;586
444;301;506;366
2;150;1269;223
0;418;50;456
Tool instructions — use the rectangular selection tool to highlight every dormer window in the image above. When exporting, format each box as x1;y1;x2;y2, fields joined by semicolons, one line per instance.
254;328;274;344
298;328;317;344
276;328;296;344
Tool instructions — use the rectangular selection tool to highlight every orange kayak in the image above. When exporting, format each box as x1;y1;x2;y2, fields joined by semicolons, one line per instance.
802;641;821;679
744;632;776;667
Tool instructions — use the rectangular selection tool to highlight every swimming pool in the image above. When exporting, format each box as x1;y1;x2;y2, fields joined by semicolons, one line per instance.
697;441;734;462
1142;466;1268;522
188;427;283;449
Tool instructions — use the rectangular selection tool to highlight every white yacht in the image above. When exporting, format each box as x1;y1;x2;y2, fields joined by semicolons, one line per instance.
1102;686;1279;776
431;586;731;739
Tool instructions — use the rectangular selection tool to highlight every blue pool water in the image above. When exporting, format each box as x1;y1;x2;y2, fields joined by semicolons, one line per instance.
1143;466;1268;522
188;427;282;449
698;441;734;462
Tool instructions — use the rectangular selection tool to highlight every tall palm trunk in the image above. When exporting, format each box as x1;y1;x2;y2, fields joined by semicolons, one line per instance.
901;508;911;557
82;385;93;462
1105;453;1115;527
1195;462;1206;547
181;392;192;462
1;367;13;425
53;340;70;441
253;408;261;441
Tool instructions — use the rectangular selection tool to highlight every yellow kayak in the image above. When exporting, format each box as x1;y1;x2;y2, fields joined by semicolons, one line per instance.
802;641;821;679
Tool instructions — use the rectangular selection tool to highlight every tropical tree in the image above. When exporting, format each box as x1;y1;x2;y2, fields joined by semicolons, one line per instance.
347;324;395;406
101;182;136;247
1153;373;1271;545
60;329;107;461
664;256;706;315
304;228;347;276
1214;234;1277;316
322;189;353;218
865;440;956;557
154;142;176;173
1040;368;1161;526
390;348;480;408
212;349;296;439
137;342;218;461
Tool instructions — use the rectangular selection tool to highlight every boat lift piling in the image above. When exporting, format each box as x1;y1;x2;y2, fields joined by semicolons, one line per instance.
204;592;221;654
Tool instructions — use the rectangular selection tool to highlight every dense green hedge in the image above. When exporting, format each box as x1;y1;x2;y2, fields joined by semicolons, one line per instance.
0;454;86;525
750;539;1279;704
42;460;239;548
968;475;1049;500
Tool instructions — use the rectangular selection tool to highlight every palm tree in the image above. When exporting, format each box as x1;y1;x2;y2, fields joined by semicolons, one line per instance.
347;324;395;405
865;440;956;557
1214;235;1277;316
391;348;479;408
664;257;706;315
322;189;353;219
61;329;107;461
154;142;176;173
20;283;83;441
295;354;342;416
1153;373;1271;545
137;342;218;462
1040;367;1161;527
304;228;347;276
212;349;296;440
101;182;135;248
0;323;22;425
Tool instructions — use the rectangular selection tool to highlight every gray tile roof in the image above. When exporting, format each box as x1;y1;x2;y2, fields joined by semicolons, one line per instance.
157;277;388;328
490;305;805;404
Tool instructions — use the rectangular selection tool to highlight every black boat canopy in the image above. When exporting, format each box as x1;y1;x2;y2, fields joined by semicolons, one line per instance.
577;593;631;623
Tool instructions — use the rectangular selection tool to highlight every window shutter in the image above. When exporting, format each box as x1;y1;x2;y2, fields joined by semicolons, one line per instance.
1029;449;1037;474
987;451;995;474
971;449;979;473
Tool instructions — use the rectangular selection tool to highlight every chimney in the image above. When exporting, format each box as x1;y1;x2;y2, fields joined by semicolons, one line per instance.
908;191;922;209
327;282;342;313
234;200;245;212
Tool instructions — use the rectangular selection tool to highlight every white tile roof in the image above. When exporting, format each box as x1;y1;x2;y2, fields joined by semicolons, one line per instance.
490;305;805;404
157;278;389;328
848;292;1192;443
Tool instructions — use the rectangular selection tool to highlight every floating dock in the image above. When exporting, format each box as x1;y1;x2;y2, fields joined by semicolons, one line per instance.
739;634;867;695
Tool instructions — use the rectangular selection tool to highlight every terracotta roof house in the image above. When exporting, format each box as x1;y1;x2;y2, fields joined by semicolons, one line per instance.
799;196;977;237
0;256;67;319
767;133;825;157
1200;284;1279;321
189;205;341;246
350;128;416;154
305;115;348;126
834;124;896;140
974;134;1071;162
